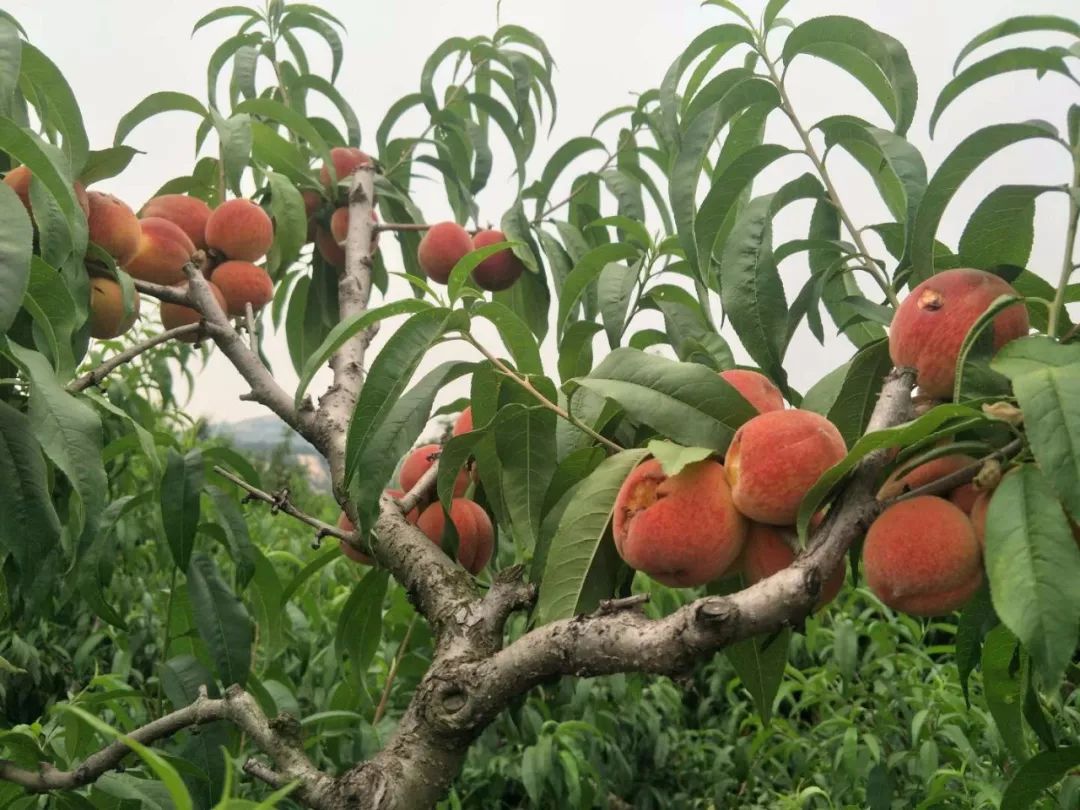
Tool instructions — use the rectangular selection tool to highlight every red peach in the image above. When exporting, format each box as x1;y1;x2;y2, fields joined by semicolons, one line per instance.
417;222;474;285
890;269;1029;399
471;229;525;291
613;458;747;588
87;192;141;266
125;217;196;284
319;147;372;187
740;523;844;609
160;282;227;342
452;407;473;437
140;194;212;249
725;409;847;525
88;277;139;339
210;260;274;316
302;189;322;242
204;199;274;262
719;369;784;413
416;499;495;574
399;443;469;496
863;496;982;616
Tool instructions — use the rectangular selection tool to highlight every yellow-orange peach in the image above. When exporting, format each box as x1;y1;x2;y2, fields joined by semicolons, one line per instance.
418;222;474;285
210;260;274;316
88;277;139;339
471;229;524;291
125;217;196;284
452;407;473;437
319;147;371;187
890;269;1029;399
863;496;982;616
160;282;227;342
726;409;847;525
416;499;495;574
327;207;380;256
204;199;274;262
4;166;89;218
719;369;784;413
399;443;469;496
140;194;212;249
613;458;747;588
337;512;372;565
87;192;141;265
314;226;345;267
741;523;844;609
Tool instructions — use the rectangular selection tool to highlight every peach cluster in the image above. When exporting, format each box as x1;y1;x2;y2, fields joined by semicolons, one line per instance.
306;147;382;268
612;373;849;608
336;409;493;574
416;221;525;292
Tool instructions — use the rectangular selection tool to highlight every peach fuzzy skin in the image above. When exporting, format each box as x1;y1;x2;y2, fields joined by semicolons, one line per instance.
889;268;1029;398
86;192;141;265
140;194;212;250
319;147;372;187
210;260;274;316
160;282;227;342
418;222;474;284
719;369;784;413
328;207;381;253
301;189;322;242
471;229;525;291
452;407;473;437
204;199;274;262
4;166;89;217
88;278;139;339
398;443;469;496
613;458;747;588
726;409;847;525
416;499;495;575
863;496;982;616
741;523;844;609
125;217;196;285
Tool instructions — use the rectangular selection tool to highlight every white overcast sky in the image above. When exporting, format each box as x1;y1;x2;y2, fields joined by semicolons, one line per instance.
10;1;1079;424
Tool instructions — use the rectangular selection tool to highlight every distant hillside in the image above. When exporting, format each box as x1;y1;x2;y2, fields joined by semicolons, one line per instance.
210;416;330;488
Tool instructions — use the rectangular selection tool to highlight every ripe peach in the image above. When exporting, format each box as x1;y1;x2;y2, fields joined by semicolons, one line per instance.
452;407;473;437
399;443;469;496
726;409;847;525
140;194;212;249
416;499;495;575
613;458;747;588
879;454;974;498
418;222;474;285
210;260;274;316
160;282;227;342
204;199;274;262
719;369;784;413
890;269;1029;398
88;277;139;339
471;229;524;291
319;147;372;187
4;166;89;218
741;523;844;608
86;192;141;266
863;496;982;616
337;512;373;565
125;217;196;284
314;226;345;268
328;207;380;255
302;189;321;242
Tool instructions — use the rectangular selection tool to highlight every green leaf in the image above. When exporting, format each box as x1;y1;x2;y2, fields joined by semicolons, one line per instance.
335;568;388;686
494;402;557;553
18;43;89;174
783;16;917;135
6;342;105;551
191;5;259;35
955;586;998;706
78;146;140;185
953;15;1080;73
420;37;470;114
931;48;1071;137
447;240;523;302
0;18;21;118
207;485;256;589
246;548;284;655
114;91;207;146
958;185;1054;270
530;136;604;217
909;123;1059;284
292;74;358;145
577;348;755;451
981;625;1029;761
492;252;550;342
993;346;1080;522
984;465;1080;688
294;299;431;408
234;97;332;171
54;706;193;810
952;294;1024;401
473;300;543;375
0;181;32;334
1001;747;1080;810
557;321;602;383
556;243;639;339
824;338;893;447
727;628;791;723
282;12;344;83
597;259;642;348
264;172;306;277
535;449;648;624
210;110;252;197
0;400;60;581
646;440;714;477
187;552;253;687
161;449;203;571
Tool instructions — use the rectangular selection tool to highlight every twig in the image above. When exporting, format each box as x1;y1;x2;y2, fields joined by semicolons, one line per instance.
533;126;641;223
373;615;418;725
212;466;351;543
887;438;1025;505
67;324;202;393
462;333;623;453
132;278;191;306
245;302;258;354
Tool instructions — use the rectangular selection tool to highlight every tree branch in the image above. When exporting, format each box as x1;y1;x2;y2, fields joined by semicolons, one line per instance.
0;686;335;807
68;324;202;393
887;437;1024;504
315;166;377;497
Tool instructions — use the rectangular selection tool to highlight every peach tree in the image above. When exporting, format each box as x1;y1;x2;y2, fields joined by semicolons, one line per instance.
0;1;1078;807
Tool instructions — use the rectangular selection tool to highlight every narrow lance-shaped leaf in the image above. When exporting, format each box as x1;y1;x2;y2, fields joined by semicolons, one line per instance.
187;552;254;687
0;182;33;334
161;449;204;571
335;568;389;686
953;15;1080;73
